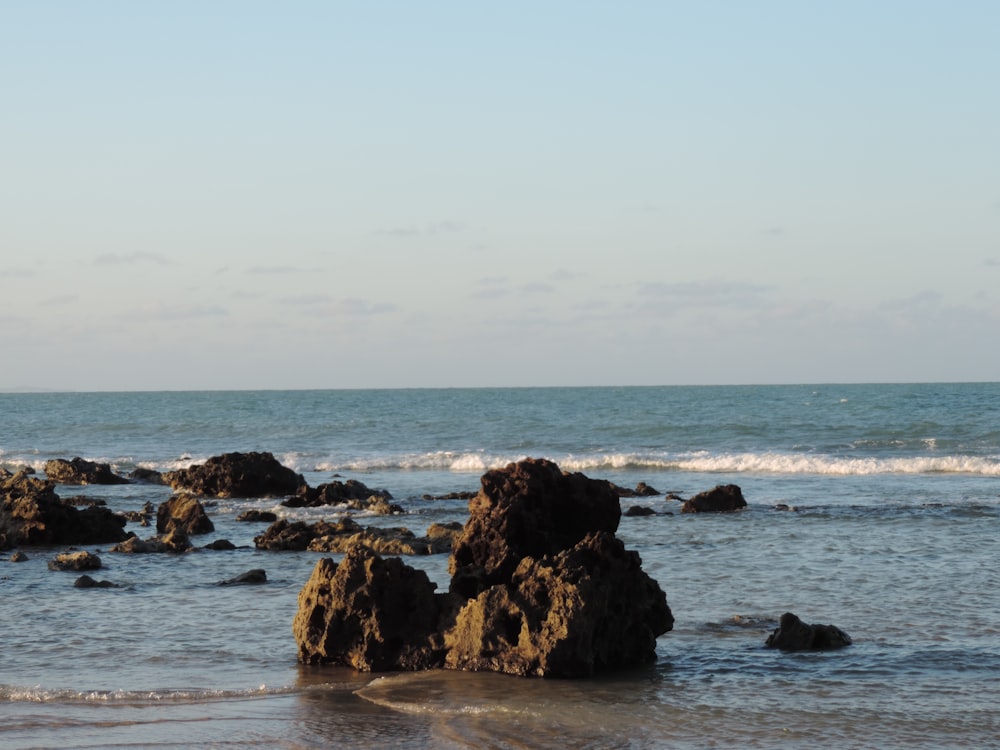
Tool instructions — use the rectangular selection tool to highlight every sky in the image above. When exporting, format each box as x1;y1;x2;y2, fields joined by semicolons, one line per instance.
2;1;999;391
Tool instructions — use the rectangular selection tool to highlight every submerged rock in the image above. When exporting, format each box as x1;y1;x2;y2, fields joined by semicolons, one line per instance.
282;479;397;511
74;574;119;588
163;451;305;498
43;457;130;486
293;458;672;677
255;517;453;555
680;484;747;513
218;568;267;585
765;612;852;651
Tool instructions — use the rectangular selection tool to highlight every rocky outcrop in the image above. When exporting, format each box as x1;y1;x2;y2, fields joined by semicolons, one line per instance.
293;458;672;677
1;470;128;549
680;484;747;513
163;451;305;498
156;494;214;535
43;458;130;485
111;528;192;553
294;546;450;671
765;612;852;651
255;518;454;555
282;479;398;512
236;509;278;523
449;457;622;598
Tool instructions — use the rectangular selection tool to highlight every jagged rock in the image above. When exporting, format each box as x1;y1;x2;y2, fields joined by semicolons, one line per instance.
444;531;673;677
449;457;621;598
236;510;278;523
1;470;128;549
765;612;852;651
218;568;267;585
680;484;747;513
293;546;449;670
293;458;672;678
111;528;192;554
613;482;661;498
254;518;453;555
156;494;214;536
48;550;102;571
283;479;393;508
163;451;305;498
43;458;130;485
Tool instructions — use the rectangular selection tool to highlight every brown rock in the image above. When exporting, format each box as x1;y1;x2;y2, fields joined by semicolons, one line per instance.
282;479;393;508
163;451;305;498
293;545;448;671
449;457;621;598
49;550;103;571
255;517;452;555
43;458;130;485
444;531;672;677
156;494;214;536
1;470;128;549
680;484;747;513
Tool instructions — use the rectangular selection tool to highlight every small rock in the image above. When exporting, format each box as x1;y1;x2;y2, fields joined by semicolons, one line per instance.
624;505;657;517
218;568;267;585
10;551;29;562
48;551;102;571
204;539;237;550
74;574;118;588
765;612;852;651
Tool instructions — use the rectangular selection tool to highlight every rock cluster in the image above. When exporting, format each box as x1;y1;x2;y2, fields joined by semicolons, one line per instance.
43;458;130;486
163;451;305;498
293;458;673;677
255;517;458;555
1;470;128;549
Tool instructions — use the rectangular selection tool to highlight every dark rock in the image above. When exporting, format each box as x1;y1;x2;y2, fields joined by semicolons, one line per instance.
156;494;214;536
293;458;672;678
48;550;102;571
444;531;673;677
765;612;852;651
43;457;130;486
282;479;394;509
129;467;165;484
74;574;118;588
236;510;278;523
680;484;747;513
421;491;477;501
254;517;453;555
9;550;28;562
204;539;237;550
613;482;661;498
163;451;306;498
293;546;448;670
218;568;267;585
61;496;107;507
111;528;192;554
624;505;657;517
449;457;621;598
1;470;128;549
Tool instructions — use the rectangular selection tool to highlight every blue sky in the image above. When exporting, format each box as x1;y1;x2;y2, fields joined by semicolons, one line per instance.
2;1;998;390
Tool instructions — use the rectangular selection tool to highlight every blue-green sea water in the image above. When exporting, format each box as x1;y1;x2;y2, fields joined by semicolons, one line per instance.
2;384;999;748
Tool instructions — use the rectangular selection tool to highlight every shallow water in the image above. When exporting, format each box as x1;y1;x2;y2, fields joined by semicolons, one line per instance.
2;384;999;748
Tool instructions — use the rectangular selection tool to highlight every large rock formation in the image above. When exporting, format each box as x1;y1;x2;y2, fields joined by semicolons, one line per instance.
1;470;128;549
44;457;130;485
163;451;305;498
293;458;673;677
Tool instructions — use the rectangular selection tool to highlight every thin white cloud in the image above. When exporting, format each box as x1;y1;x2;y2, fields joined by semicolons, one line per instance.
40;294;80;307
247;265;311;274
93;252;171;266
128;302;228;321
377;220;466;237
0;268;36;279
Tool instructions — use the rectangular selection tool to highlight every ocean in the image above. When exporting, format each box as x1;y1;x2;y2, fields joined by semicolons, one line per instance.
1;383;999;749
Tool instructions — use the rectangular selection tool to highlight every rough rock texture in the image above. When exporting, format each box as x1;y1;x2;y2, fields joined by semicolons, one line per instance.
294;545;449;671
156;494;214;535
1;471;128;549
236;510;278;523
111;528;192;554
163;451;305;498
48;550;103;571
43;457;130;485
765;612;852;651
282;479;396;511
444;531;673;677
680;484;747;513
449;457;622;598
255;518;454;555
293;458;672;677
